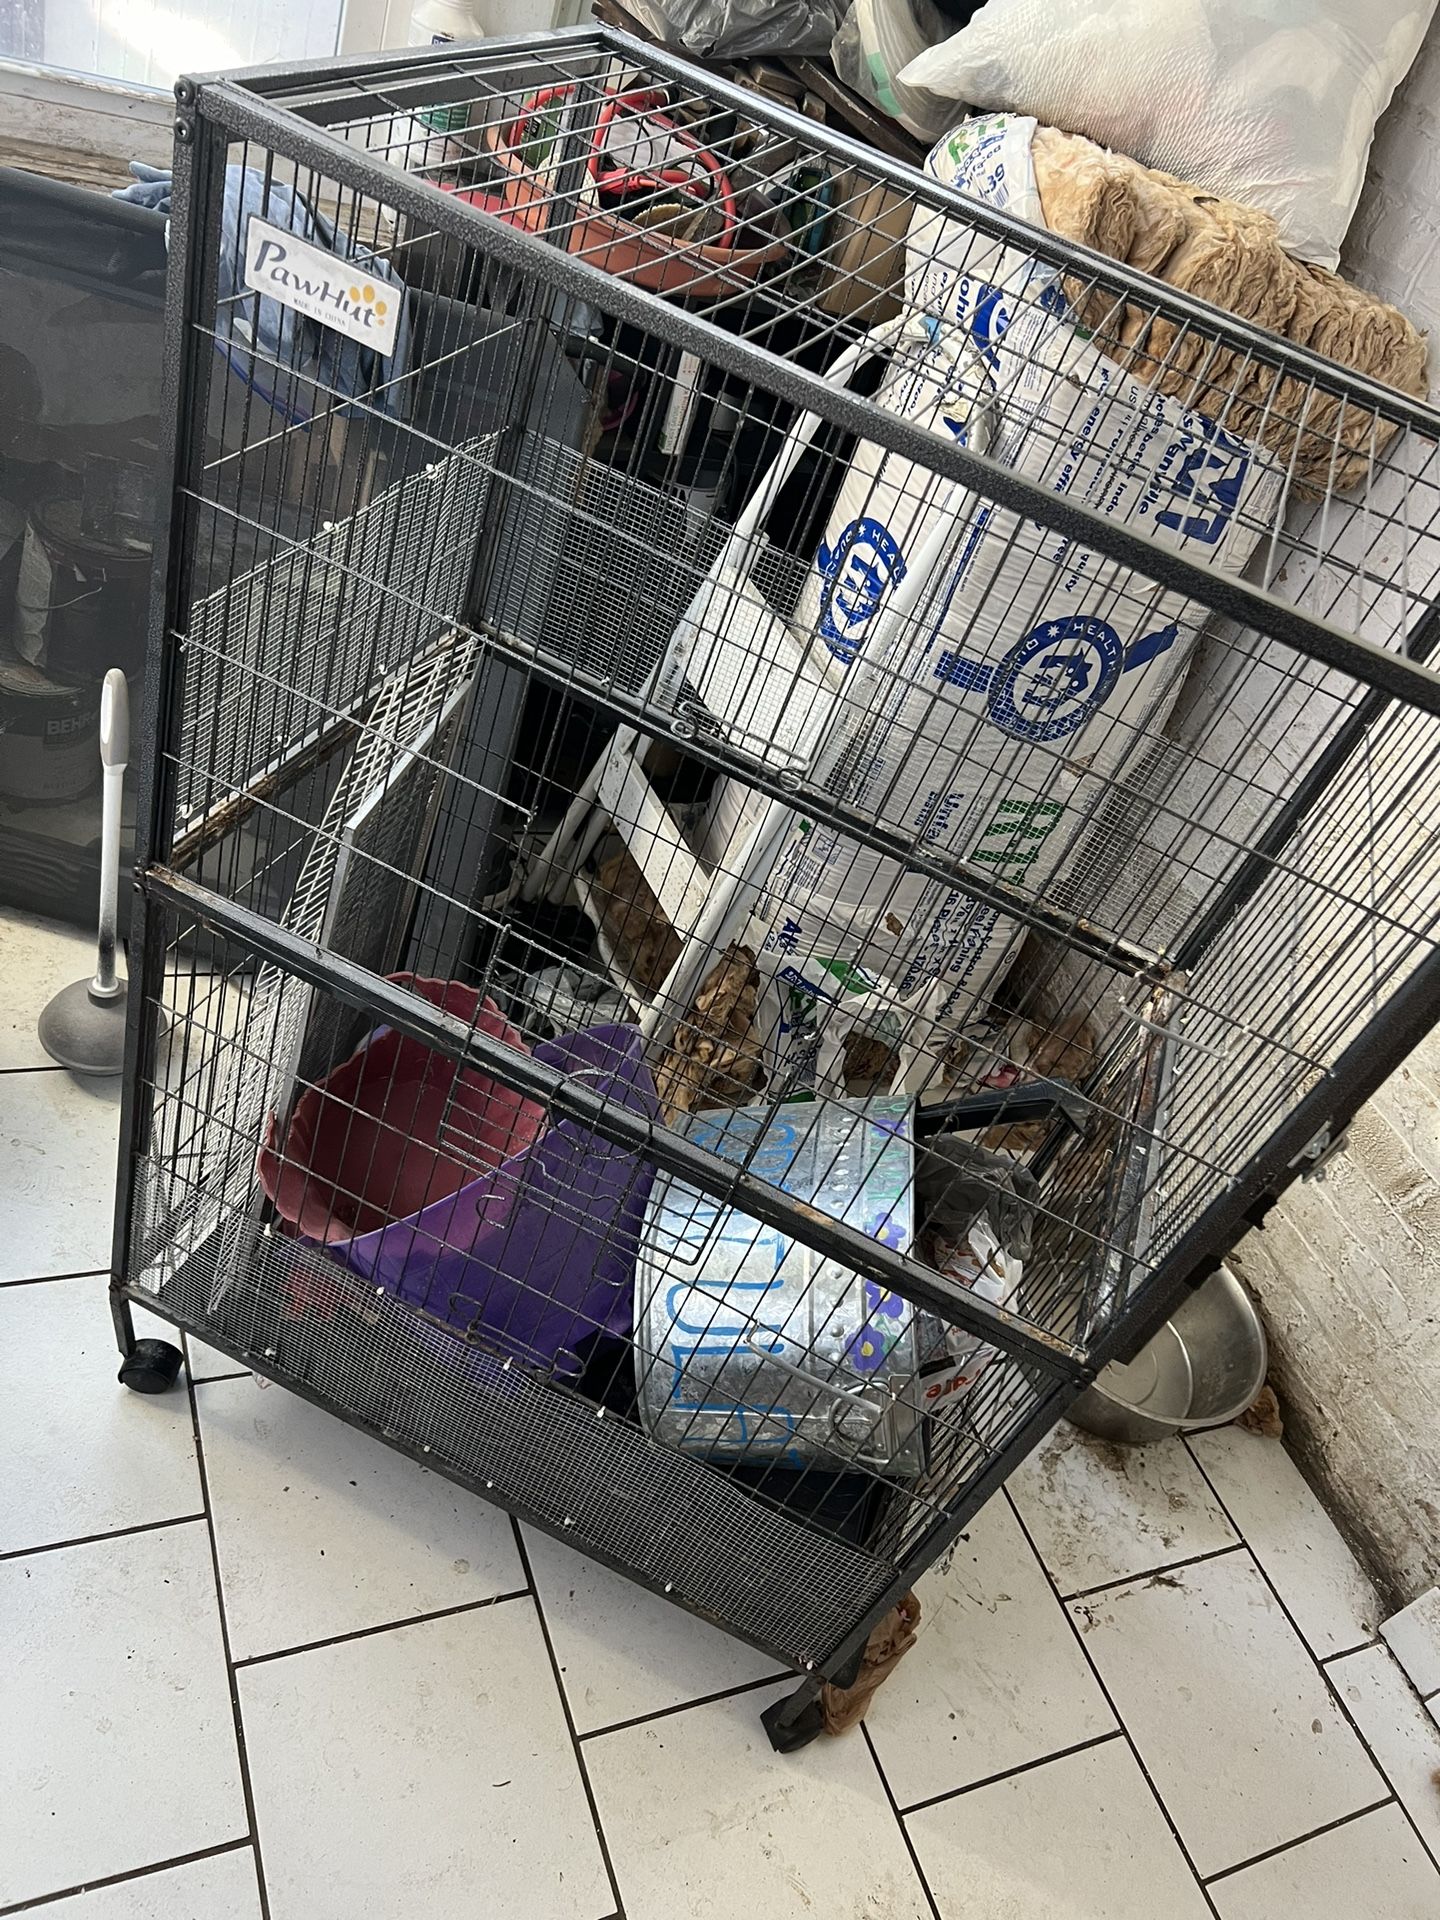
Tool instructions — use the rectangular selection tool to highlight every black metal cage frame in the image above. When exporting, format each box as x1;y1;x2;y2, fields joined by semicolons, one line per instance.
109;26;1440;1750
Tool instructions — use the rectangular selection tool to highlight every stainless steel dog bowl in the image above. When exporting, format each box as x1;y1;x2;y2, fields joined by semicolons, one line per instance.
1065;1266;1267;1444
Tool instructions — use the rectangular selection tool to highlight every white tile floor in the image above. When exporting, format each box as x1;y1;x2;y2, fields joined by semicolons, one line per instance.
4;909;1440;1919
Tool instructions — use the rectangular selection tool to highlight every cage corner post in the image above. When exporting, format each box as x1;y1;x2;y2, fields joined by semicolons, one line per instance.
760;1675;829;1754
760;1630;871;1752
107;82;226;1396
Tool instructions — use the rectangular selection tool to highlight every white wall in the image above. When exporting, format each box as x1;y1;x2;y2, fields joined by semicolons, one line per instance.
31;0;344;89
6;0;562;88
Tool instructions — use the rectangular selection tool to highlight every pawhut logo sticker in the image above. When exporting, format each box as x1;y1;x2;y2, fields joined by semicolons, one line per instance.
243;219;399;356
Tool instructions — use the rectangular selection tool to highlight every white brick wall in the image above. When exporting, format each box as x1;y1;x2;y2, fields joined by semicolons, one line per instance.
1226;30;1440;1611
1230;1031;1440;1607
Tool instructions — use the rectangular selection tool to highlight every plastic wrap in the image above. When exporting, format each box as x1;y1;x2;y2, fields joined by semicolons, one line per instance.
830;0;958;142
626;0;840;58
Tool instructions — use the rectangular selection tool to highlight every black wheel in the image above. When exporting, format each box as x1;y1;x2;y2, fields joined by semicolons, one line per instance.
762;1690;826;1754
118;1338;184;1394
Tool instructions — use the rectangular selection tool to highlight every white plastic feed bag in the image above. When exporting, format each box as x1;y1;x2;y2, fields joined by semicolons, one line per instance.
729;116;1281;1074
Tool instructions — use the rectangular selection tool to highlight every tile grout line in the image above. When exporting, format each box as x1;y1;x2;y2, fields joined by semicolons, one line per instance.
577;1669;795;1743
230;1587;534;1670
184;1363;274;1920
1000;1485;1226;1920
898;1728;1127;1819
0;1268;110;1289
1349;1639;1440;1712
1061;1541;1246;1605
1181;1436;1440;1883
0;1511;208;1564
0;1837;255;1918
859;1721;943;1920
185;1338;254;1385
1179;1441;1380;1666
1200;1795;1398;1888
1319;1635;1385;1665
510;1519;629;1920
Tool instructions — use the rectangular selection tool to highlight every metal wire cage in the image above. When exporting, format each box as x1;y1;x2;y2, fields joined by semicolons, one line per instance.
113;26;1440;1748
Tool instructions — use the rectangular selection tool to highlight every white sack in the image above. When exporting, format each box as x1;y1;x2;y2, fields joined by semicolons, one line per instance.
900;0;1439;269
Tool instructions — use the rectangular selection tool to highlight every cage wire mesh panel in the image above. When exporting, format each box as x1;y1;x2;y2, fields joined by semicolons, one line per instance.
141;634;479;1312
116;30;1440;1705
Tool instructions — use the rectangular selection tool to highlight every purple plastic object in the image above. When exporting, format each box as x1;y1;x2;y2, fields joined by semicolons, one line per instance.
327;1023;659;1378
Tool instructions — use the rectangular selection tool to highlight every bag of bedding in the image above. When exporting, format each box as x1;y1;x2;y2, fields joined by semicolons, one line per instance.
733;114;1281;1064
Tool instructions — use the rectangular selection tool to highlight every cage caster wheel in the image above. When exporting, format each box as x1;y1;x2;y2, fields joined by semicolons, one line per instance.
118;1338;184;1395
762;1690;826;1754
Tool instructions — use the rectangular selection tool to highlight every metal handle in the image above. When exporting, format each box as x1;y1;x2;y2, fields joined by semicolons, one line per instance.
91;669;129;1003
743;1333;888;1439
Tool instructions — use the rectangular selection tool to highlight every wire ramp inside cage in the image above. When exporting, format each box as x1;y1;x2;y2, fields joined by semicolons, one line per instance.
176;434;498;832
139;635;480;1305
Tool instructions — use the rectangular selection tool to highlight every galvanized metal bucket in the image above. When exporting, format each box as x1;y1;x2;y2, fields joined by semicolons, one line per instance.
636;1097;925;1477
